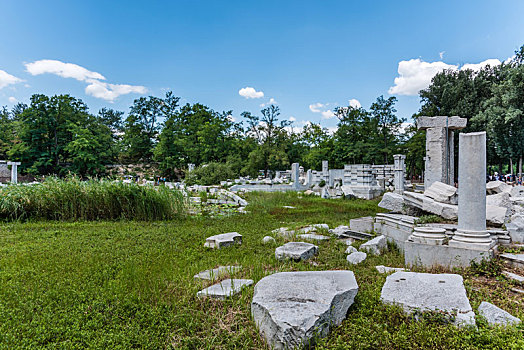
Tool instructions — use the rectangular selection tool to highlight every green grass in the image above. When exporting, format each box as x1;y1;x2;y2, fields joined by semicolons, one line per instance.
0;178;185;221
0;192;521;349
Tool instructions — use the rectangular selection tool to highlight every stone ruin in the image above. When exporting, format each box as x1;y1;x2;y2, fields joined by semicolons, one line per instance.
0;160;21;184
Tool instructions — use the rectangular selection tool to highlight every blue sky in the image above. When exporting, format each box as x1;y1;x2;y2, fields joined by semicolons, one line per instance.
1;0;524;131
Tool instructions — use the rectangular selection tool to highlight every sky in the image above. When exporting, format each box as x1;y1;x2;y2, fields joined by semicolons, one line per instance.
1;0;524;131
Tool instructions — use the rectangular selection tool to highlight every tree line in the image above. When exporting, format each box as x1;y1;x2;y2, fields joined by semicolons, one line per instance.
1;44;523;180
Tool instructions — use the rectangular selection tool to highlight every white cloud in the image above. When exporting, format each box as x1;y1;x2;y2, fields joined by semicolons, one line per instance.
321;110;335;119
85;80;147;102
0;70;23;89
24;59;147;101
26;59;105;81
461;58;501;72
439;51;445;60
8;96;18;103
239;86;264;99
349;99;361;109
309;102;325;113
289;116;296;122
389;57;511;96
260;97;278;107
388;59;457;96
309;102;335;119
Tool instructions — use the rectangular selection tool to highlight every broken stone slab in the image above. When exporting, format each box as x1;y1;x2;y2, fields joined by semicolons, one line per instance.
298;234;330;242
194;265;242;281
417;116;467;129
341;185;356;198
486;192;512;209
360;235;387;255
251;270;359;350
424;181;457;204
375;265;406;274
349;216;375;233
380;272;475;327
329;225;351;238
378;192;405;213
272;227;295;238
486;181;511;195
403;191;458;220
197;279;253;299
505;213;524;243
347;251;367;265
478;301;521;326
500;253;524;269
502;270;524;283
204;232;242;249
510;185;524;198
345;246;357;254
275;242;318;261
262;236;276;244
486;205;508;226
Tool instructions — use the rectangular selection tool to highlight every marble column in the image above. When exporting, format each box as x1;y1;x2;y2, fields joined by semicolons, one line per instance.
322;160;329;183
7;161;20;184
291;163;299;189
449;132;494;251
393;154;406;194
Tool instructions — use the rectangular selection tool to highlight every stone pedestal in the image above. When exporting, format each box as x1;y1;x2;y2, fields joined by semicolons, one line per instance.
7;161;20;184
449;132;494;251
393;154;406;194
417;116;467;189
409;226;446;245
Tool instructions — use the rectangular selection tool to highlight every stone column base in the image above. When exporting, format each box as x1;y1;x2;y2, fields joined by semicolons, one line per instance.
409;227;446;245
405;240;495;269
448;229;495;251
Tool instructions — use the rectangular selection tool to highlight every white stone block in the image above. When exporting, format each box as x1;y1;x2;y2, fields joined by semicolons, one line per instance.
204;232;242;249
197;279;253;299
346;251;367;264
424;181;457;204
478;301;521;326
275;242;318;261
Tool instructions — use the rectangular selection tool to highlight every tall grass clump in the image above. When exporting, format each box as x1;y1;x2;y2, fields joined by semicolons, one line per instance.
0;177;186;221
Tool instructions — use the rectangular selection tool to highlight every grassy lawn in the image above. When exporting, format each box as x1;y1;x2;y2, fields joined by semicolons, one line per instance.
0;192;522;349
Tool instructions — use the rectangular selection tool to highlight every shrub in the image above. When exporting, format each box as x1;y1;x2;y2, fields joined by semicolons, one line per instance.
0;177;185;221
185;162;235;186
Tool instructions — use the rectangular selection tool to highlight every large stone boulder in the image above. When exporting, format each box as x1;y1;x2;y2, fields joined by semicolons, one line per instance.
381;272;475;327
424;181;458;204
486;181;511;195
251;270;359;350
486;205;509;226
506;213;524;243
478;301;521;326
486;192;511;210
275;242;318;261
404;192;458;220
378;192;405;213
510;185;524;198
347;251;367;265
349;216;375;233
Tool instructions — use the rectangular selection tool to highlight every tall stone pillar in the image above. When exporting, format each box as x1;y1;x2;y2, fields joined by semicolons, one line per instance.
322;160;329;183
291;163;300;189
393;154;406;194
449;132;494;251
417;116;466;189
7;161;20;184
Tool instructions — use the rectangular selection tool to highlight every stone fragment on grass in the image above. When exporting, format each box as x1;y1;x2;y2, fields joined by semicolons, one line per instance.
346;251;367;265
262;236;276;244
502;270;524;283
345;246;357;254
375;265;406;274
330;225;351;238
359;235;387;255
194;265;242;281
251;270;359;350
272;227;295;238
197;279;253;299
275;242;318;261
380;272;475;327
204;232;242;249
298;234;330;242
478;301;521;326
